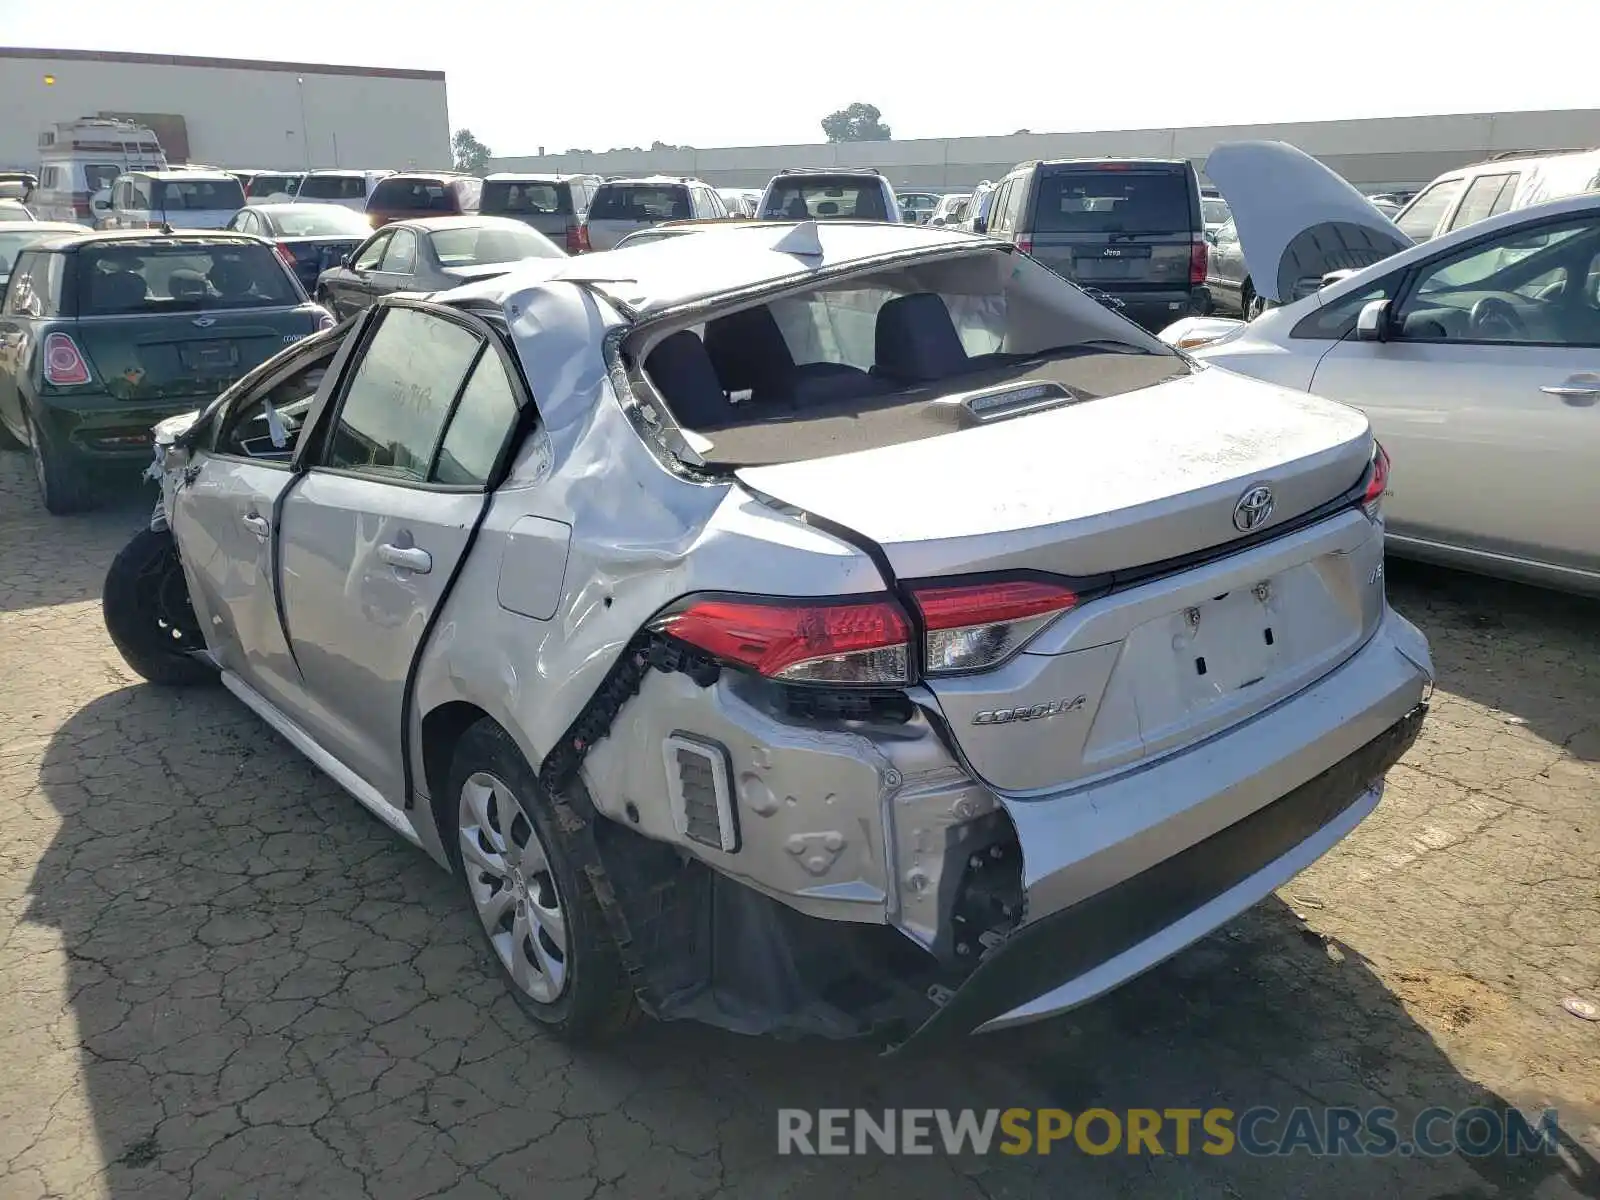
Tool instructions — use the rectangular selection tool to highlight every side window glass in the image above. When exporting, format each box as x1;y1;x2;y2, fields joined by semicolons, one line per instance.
380;229;417;273
323;308;483;480
1394;218;1598;345
987;182;1011;233
1290;282;1395;340
354;233;391;271
1395;179;1465;242
4;254;41;317
1489;175;1520;218
1448;174;1513;232
217;350;335;461
1004;177;1028;230
433;348;523;486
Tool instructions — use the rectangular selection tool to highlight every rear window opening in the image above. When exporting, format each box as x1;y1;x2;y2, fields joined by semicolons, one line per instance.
482;179;573;216
633;249;1187;468
1034;169;1193;235
155;178;246;213
761;178;890;222
590;185;690;222
298;175;370;201
74;243;301;314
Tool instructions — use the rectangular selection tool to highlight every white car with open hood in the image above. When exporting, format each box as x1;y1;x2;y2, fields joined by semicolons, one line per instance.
102;219;1431;1047
1163;140;1600;597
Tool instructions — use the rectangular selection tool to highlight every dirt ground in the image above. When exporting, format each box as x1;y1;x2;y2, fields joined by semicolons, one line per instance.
1;452;1596;1199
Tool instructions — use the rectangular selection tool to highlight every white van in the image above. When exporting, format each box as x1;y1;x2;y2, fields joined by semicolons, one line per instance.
1394;147;1600;243
94;170;247;230
292;169;393;212
31;118;168;225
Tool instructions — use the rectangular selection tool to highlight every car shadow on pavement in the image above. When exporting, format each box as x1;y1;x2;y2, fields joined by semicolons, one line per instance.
0;452;153;614
13;681;1599;1199
1386;560;1600;762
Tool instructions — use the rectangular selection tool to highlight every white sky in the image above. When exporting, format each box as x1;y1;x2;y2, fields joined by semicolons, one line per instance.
4;0;1598;155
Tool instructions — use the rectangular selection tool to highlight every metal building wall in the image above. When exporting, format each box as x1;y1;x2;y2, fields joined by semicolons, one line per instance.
0;48;451;172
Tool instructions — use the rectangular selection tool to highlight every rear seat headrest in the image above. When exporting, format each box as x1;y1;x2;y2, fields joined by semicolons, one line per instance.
873;292;970;383
644;330;736;430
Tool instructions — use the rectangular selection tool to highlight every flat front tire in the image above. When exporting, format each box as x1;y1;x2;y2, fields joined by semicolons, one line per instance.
447;720;638;1041
102;527;216;686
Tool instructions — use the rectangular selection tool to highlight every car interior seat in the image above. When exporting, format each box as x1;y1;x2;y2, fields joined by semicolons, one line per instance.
92;270;149;309
873;291;1002;383
644;331;739;429
704;305;882;409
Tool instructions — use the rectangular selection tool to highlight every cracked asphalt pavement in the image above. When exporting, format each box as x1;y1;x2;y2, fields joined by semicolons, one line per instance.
1;452;1597;1199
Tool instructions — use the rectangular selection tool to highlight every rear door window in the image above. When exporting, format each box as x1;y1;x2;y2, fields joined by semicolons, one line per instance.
1447;173;1515;232
156;177;246;213
1032;168;1191;234
590;185;692;221
1395;179;1466;241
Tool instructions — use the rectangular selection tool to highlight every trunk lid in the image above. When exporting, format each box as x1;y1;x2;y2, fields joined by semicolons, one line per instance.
737;368;1380;793
1204;141;1411;302
75;308;321;401
1025;163;1197;292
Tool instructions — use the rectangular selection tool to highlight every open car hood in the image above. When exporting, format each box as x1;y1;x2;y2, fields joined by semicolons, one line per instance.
1205;141;1411;302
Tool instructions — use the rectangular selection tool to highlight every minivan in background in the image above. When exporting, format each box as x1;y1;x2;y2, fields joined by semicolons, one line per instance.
1393;147;1600;243
582;177;727;250
245;172;304;204
979;158;1208;329
94;170;248;231
364;173;482;229
32;118;168;225
294;169;394;213
480;173;596;252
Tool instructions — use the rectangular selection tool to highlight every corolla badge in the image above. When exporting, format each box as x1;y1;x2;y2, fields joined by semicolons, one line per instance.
1232;483;1275;533
191;316;216;328
972;695;1087;726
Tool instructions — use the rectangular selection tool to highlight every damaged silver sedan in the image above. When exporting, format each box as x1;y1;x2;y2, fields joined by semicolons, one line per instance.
102;219;1433;1048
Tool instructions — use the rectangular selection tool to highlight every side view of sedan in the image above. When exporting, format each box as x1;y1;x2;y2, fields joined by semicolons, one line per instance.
1168;140;1600;597
225;202;372;293
315;216;565;319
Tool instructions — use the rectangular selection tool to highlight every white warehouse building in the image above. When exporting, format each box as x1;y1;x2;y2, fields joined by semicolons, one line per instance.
0;46;450;173
491;109;1600;195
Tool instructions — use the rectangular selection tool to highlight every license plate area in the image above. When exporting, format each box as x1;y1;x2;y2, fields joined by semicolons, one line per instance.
179;341;239;373
1179;588;1280;697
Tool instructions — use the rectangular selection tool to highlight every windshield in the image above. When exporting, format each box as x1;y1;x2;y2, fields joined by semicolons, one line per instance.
637;248;1180;467
589;185;689;222
761;178;890;221
155;177;246;212
75;243;300;314
1034;169;1193;234
428;223;564;266
269;206;371;236
298;174;370;200
482;179;572;216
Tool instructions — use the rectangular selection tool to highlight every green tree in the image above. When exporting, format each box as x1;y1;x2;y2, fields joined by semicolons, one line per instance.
821;103;892;143
451;128;492;174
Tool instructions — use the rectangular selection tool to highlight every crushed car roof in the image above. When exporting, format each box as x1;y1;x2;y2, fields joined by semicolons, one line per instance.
450;219;984;317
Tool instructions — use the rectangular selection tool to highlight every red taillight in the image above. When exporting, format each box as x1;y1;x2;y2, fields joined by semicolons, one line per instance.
1015;235;1034;255
567;223;591;253
910;579;1079;675
1363;442;1390;518
72;198;92;219
43;333;91;386
274;242;298;271
1189;237;1208;285
656;596;911;686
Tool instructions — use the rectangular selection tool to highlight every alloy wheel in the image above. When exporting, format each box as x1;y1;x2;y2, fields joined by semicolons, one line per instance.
458;771;569;1004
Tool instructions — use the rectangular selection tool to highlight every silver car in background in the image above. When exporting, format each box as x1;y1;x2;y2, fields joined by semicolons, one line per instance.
105;220;1430;1047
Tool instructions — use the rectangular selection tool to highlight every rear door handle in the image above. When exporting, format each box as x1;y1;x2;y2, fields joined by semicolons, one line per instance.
240;513;269;537
378;543;432;573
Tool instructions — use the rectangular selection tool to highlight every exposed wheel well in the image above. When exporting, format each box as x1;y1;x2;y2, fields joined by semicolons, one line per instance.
420;700;494;864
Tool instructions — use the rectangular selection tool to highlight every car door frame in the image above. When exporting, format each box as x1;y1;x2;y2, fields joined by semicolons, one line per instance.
371;225;420;298
278;294;540;809
327;229;392;316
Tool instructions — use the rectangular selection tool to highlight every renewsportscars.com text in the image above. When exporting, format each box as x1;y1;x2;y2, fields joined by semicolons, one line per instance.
777;1106;1561;1158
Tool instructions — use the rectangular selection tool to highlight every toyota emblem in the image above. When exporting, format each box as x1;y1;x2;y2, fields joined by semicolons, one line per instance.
1233;484;1275;533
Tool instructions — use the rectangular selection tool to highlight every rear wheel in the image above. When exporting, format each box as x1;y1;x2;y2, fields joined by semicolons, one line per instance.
1242;281;1269;321
28;415;95;515
448;720;638;1041
0;419;22;452
102;527;216;686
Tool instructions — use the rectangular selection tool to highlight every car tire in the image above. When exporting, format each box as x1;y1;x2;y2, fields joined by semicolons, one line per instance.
447;719;639;1042
27;415;95;515
102;526;217;686
1242;282;1269;321
0;419;23;452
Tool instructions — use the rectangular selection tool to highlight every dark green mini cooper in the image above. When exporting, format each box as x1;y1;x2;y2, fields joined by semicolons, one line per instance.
0;230;334;513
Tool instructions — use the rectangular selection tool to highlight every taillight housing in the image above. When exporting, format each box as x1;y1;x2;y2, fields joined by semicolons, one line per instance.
1189;236;1208;285
313;306;337;332
1362;441;1390;519
43;332;91;386
654;596;911;686
567;223;591;253
1015;235;1034;256
910;579;1080;675
274;241;298;271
